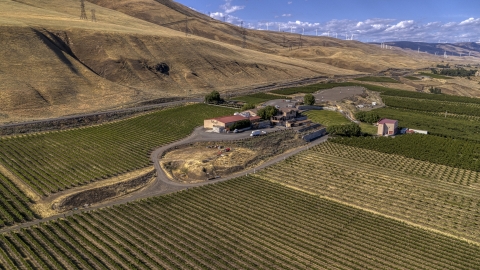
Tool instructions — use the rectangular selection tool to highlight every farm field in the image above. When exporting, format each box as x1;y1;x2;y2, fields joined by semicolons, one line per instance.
0;173;35;227
304;110;351;126
373;106;480;141
419;72;453;79
332;135;480;171
404;76;421;80
0;104;235;197
231;93;289;105
354;76;400;83
257;142;480;243
305;111;377;135
382;95;480;117
1;176;479;269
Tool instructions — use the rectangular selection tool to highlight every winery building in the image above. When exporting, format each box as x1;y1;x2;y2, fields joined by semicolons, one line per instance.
204;115;260;130
377;119;398;136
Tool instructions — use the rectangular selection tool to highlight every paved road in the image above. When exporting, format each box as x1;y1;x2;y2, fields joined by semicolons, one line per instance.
0;127;328;233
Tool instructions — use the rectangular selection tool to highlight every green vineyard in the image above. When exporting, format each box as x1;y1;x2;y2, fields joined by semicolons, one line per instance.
0;173;35;227
1;177;479;269
257;142;480;243
332;134;480;170
0;104;235;196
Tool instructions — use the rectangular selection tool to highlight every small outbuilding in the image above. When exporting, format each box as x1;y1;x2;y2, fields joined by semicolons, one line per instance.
377;119;398;136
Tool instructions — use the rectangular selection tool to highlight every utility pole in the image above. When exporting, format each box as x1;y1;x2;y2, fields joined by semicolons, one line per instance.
241;21;246;48
91;9;96;22
80;0;87;20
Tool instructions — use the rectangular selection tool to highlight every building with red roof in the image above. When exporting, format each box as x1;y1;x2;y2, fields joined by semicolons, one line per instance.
377;118;398;136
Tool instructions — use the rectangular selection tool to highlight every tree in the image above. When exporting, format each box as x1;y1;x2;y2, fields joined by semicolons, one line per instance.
204;91;223;104
257;106;278;120
355;111;380;124
327;123;361;137
304;94;315;105
229;119;251;130
241;103;256;111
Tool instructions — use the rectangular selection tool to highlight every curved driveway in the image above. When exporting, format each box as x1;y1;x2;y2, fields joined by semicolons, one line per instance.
0;127;328;233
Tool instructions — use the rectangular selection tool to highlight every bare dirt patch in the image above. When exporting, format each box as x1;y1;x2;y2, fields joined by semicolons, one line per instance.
161;130;306;183
33;167;154;217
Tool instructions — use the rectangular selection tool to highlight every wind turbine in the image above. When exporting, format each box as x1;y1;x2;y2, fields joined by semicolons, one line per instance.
335;33;338;38
290;27;293;33
418;47;420;53
351;34;354;40
302;28;305;35
266;22;269;31
469;51;472;56
278;24;281;32
327;31;330;37
444;51;447;58
315;29;318;36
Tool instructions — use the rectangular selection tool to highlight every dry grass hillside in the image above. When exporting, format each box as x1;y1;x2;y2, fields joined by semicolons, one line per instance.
0;0;435;123
89;0;439;73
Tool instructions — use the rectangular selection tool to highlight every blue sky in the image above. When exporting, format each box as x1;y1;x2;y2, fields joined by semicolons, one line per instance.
175;0;480;43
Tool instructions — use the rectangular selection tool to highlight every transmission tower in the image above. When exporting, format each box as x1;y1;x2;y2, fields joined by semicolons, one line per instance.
241;21;246;48
80;0;87;20
91;9;96;22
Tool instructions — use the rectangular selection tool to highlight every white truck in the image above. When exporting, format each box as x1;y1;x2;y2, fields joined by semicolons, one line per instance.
250;130;261;136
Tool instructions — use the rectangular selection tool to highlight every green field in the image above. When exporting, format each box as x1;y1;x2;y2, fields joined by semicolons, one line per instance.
382;96;480;117
354;76;400;83
419;72;453;80
404;76;421;80
332;134;480;171
271;82;359;95
0;173;35;227
231;93;289;105
259;142;480;244
304;110;351;126
0;104;235;196
305;110;377;135
1;176;479;269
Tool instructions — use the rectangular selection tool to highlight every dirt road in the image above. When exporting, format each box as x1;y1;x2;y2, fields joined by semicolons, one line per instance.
0;127;328;233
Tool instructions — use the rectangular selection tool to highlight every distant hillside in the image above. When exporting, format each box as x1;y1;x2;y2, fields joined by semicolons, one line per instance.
89;0;438;73
375;41;480;57
0;0;437;124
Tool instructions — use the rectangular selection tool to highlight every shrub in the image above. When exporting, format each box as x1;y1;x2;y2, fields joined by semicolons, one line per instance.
327;123;361;137
241;103;256;110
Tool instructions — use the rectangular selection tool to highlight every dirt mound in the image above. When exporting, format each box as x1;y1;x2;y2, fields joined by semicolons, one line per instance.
55;170;155;211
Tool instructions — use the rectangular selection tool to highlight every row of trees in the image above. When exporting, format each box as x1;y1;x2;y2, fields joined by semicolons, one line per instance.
431;68;477;77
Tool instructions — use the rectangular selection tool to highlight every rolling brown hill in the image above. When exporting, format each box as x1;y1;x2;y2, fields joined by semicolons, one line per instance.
0;0;435;124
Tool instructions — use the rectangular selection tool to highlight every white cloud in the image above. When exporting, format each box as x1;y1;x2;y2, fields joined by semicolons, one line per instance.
208;3;480;43
460;17;480;25
220;0;245;14
288;1;293;4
